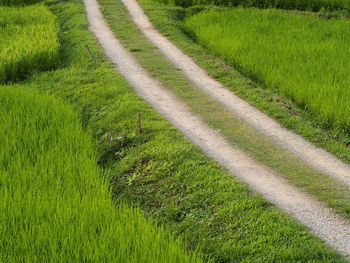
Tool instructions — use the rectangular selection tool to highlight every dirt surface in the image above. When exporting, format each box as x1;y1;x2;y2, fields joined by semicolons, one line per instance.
84;0;350;257
121;0;350;188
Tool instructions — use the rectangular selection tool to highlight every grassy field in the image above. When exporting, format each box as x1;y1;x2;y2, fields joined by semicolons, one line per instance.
1;0;347;261
164;0;350;12
0;0;42;6
184;8;350;132
0;6;59;83
0;86;200;262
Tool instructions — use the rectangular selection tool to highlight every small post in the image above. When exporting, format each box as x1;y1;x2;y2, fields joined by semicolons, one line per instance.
85;44;95;61
136;112;142;134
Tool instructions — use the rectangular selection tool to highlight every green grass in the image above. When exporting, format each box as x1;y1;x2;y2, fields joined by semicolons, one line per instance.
163;0;350;12
0;86;200;262
184;8;350;132
0;0;42;6
3;0;346;261
0;6;59;83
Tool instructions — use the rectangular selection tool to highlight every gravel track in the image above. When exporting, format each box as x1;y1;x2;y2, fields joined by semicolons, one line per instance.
84;0;350;257
121;0;350;188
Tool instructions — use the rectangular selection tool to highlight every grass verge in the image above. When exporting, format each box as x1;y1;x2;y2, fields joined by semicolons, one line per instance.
4;0;346;261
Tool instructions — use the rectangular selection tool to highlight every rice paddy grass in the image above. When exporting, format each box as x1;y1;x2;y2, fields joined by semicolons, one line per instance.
184;8;350;132
0;6;59;83
164;0;350;12
0;85;201;262
0;0;42;6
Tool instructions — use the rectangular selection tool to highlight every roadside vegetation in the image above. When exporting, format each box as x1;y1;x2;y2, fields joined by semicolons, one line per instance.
0;1;201;262
184;8;350;132
163;0;350;12
0;6;59;83
0;86;200;262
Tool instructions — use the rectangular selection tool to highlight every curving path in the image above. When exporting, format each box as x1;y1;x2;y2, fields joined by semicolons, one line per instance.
121;0;350;188
83;0;350;257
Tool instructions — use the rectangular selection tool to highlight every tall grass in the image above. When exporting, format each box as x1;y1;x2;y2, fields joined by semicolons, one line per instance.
0;0;42;6
0;6;59;83
184;8;350;131
0;86;201;262
166;0;350;11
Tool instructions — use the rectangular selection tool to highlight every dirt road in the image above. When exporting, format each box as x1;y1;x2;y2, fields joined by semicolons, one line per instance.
84;0;350;257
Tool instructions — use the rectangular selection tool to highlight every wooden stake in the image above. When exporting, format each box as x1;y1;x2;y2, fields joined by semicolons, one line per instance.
85;44;95;61
136;112;142;134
